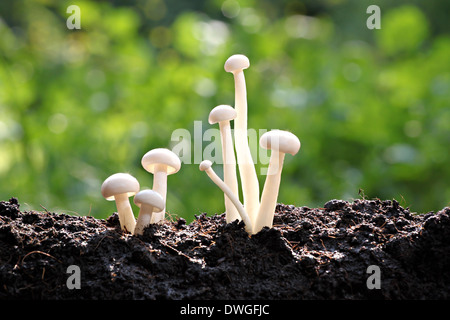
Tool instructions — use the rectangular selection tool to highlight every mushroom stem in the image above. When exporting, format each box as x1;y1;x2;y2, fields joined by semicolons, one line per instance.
134;204;156;235
253;151;284;233
134;208;153;235
227;56;260;225
219;120;240;223
151;167;168;224
200;160;253;234
114;193;137;233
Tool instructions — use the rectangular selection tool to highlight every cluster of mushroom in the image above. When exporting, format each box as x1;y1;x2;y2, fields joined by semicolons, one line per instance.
101;148;181;235
200;54;301;235
100;54;300;236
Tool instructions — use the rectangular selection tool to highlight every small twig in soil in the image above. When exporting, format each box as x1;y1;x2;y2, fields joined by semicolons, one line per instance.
160;241;200;264
40;205;50;213
21;250;62;265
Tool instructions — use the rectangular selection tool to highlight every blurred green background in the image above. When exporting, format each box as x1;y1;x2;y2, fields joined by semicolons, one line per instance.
0;0;449;222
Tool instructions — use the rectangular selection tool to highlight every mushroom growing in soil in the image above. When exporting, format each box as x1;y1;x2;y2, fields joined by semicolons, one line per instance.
224;54;260;225
208;104;240;223
141;148;181;224
101;173;140;233
199;160;253;233
133;189;165;236
253;130;301;233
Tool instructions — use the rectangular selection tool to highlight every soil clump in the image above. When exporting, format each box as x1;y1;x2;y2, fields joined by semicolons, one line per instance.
1;197;449;299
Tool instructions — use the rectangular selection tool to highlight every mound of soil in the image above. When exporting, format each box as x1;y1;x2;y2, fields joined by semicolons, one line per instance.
1;197;449;300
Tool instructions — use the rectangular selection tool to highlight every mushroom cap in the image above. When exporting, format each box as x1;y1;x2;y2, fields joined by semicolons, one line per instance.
199;160;213;171
260;130;301;155
208;105;237;124
224;54;250;73
101;173;140;200
141;148;181;175
133;189;165;211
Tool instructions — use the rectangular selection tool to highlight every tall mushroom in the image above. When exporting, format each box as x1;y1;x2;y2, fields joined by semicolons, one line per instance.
141;148;181;224
253;130;301;233
133;189;165;235
101;173;140;233
199;160;253;234
208;104;240;223
224;54;260;225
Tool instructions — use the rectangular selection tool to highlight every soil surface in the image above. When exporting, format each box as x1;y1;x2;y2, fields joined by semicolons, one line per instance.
1;197;449;300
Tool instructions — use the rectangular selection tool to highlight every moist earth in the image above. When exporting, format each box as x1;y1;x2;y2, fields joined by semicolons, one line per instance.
0;197;449;299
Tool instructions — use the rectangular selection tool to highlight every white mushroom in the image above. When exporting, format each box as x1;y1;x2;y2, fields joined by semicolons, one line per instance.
101;173;139;233
208;105;240;223
133;189;165;235
253;130;300;233
199;160;253;234
141;148;181;224
224;54;260;225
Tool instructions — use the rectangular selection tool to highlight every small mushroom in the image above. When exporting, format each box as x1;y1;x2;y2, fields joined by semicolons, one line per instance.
208;105;240;223
253;130;300;233
224;54;260;225
101;173;139;233
199;160;253;233
133;189;165;235
141;148;181;224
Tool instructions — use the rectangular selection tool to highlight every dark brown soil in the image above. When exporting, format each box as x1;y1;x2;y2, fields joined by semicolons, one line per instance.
1;197;449;300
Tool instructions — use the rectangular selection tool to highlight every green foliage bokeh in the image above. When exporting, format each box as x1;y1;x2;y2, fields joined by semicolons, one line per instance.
0;0;449;222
